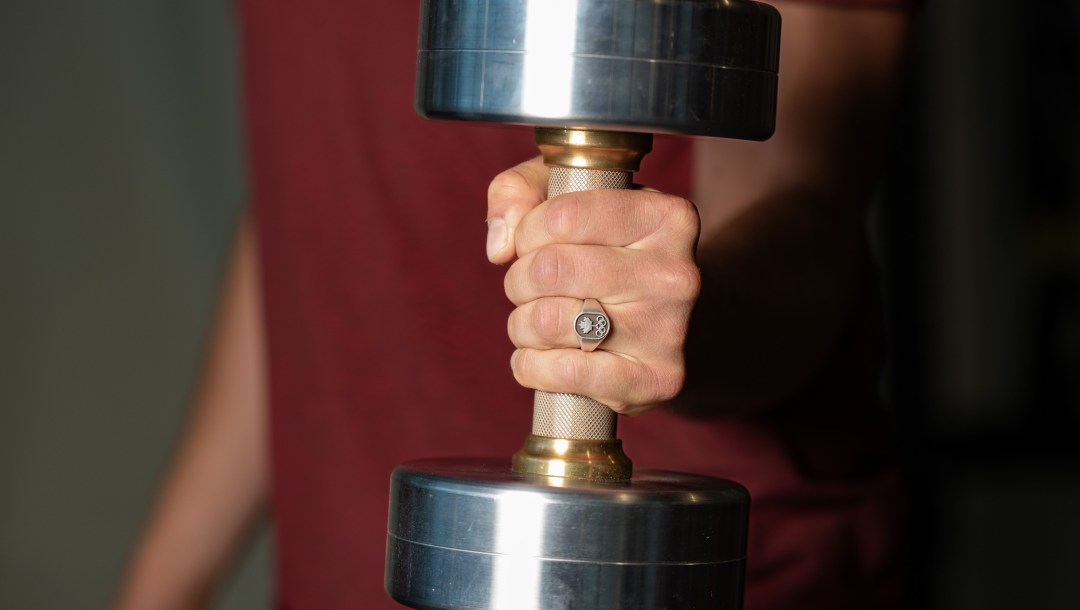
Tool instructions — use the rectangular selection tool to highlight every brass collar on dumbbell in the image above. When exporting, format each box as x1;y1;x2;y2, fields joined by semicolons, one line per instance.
513;434;633;482
534;128;653;173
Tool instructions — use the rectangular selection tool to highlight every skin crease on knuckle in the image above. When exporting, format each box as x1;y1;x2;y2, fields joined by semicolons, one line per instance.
529;244;574;296
609;359;683;414
621;361;683;411
532;298;564;345
674;259;703;302
653;361;687;404
635;303;692;356
514;348;597;404
553;350;588;396
544;196;586;245
628;192;699;252
662;196;702;253
643;254;701;305
487;166;534;206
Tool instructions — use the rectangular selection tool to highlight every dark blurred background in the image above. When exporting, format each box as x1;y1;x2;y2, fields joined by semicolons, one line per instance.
881;0;1080;607
1;1;1077;608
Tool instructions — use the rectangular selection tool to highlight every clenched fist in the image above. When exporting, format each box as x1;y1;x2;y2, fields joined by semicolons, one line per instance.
486;157;701;416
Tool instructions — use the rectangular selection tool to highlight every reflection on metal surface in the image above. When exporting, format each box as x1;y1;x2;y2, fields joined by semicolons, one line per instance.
534;128;653;172
512;434;633;481
416;0;781;138
490;491;548;609
523;0;578;118
386;458;750;609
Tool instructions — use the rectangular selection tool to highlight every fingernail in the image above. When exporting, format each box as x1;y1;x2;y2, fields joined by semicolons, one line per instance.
510;349;519;372
486;217;507;260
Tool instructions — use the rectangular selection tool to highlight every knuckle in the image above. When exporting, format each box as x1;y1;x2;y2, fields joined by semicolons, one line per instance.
530;245;573;293
649;364;686;403
679;261;703;300
507;308;526;347
532;300;564;344
487;167;531;203
510;349;527;381
554;351;587;389
664;196;701;234
545;197;583;243
655;259;701;301
504;259;529;304
506;310;517;342
512;349;535;386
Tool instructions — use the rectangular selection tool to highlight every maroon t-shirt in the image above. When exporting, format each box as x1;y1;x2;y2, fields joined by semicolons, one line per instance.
240;1;906;608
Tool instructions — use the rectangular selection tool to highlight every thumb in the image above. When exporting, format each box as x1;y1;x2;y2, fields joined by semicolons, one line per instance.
486;156;548;264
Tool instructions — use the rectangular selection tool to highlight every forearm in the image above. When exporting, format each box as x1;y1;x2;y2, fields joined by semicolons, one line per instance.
678;187;867;414
671;1;909;415
115;216;268;610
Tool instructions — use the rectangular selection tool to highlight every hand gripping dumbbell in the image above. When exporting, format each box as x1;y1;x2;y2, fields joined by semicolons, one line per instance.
386;1;780;608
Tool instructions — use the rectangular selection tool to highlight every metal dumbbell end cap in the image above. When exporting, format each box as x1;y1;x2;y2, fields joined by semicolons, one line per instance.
386;458;751;610
417;0;781;139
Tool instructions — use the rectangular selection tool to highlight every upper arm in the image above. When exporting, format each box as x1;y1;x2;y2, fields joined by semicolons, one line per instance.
693;1;911;234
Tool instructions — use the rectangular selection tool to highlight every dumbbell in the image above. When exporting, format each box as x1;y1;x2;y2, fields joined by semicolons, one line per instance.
386;1;780;608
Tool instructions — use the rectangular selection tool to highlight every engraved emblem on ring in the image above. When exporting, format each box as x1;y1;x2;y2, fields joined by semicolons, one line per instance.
574;298;610;352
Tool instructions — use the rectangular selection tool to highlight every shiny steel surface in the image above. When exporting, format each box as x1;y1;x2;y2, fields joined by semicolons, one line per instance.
416;0;781;139
399;1;771;604
386;458;750;609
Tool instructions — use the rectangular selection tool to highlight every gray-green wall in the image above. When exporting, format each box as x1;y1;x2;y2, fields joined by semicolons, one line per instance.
1;2;268;607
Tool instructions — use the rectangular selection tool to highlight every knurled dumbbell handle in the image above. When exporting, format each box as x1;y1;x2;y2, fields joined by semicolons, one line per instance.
530;166;632;441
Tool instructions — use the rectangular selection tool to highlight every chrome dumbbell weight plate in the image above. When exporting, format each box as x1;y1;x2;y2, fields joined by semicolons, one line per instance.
417;0;781;139
386;458;750;610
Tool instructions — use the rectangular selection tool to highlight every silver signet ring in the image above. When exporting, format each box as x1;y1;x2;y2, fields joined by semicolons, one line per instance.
574;298;611;352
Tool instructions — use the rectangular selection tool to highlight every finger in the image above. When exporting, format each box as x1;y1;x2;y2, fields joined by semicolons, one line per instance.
508;296;634;354
486;156;548;264
513;188;699;257
507;297;692;366
506;296;580;350
503;244;701;306
510;347;684;415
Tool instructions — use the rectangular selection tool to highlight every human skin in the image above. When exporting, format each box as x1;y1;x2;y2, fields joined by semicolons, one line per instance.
114;221;268;610
491;2;908;417
114;3;909;607
490;162;703;415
